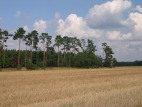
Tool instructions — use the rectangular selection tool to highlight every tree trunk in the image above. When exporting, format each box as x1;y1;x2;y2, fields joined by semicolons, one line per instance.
45;48;48;66
3;48;5;68
2;40;4;68
0;48;2;71
44;51;46;66
43;43;44;66
64;52;65;59
64;46;66;59
110;57;113;68
18;39;21;66
102;50;105;67
43;43;46;66
25;46;27;67
58;46;59;67
30;45;32;63
68;53;70;67
0;33;3;70
69;52;71;67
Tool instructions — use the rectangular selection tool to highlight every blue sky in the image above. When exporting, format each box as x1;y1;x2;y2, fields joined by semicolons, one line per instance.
0;0;142;61
0;0;105;29
0;0;141;30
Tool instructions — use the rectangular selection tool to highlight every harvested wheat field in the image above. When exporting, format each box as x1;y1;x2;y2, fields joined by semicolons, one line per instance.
0;67;142;107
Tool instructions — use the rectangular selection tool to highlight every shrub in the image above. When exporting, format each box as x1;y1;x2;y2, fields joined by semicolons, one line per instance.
26;61;37;70
36;62;46;69
16;65;22;70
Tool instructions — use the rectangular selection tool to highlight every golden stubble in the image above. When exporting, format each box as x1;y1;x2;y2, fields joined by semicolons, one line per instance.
0;67;142;107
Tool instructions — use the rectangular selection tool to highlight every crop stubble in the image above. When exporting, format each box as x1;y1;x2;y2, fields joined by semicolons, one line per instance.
0;67;142;107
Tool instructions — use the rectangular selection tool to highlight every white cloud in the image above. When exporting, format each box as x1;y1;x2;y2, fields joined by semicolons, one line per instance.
23;26;29;32
57;14;102;38
56;0;142;61
23;26;30;34
113;42;142;61
86;0;132;29
107;31;132;40
135;5;142;13
127;12;142;39
6;1;142;61
57;0;133;39
56;0;142;41
33;20;47;33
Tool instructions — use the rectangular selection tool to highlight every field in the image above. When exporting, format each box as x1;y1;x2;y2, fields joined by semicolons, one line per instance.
0;67;142;107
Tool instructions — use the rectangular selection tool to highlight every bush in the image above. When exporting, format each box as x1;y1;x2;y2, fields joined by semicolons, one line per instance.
36;62;46;69
17;65;22;70
26;61;37;70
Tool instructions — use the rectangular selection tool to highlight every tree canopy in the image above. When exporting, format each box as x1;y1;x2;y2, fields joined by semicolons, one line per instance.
0;27;119;70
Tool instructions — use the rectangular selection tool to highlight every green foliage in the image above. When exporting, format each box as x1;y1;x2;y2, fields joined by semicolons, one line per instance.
102;42;114;67
13;27;26;66
13;28;25;40
36;62;46;69
60;57;68;67
26;61;37;70
31;30;39;50
0;59;2;70
1;27;120;69
72;52;102;68
54;35;63;67
16;65;22;70
86;39;97;54
117;61;142;66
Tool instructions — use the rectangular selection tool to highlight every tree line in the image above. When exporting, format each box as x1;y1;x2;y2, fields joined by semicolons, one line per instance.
117;61;142;66
0;27;117;70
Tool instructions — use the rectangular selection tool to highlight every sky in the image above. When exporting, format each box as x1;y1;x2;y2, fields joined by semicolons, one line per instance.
0;0;142;61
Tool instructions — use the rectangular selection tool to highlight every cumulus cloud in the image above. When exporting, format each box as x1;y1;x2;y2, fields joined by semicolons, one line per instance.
128;12;142;38
56;0;142;61
135;5;142;13
33;20;47;33
57;0;133;40
57;14;102;38
56;0;142;41
86;0;132;29
107;31;132;40
23;26;30;35
6;0;142;61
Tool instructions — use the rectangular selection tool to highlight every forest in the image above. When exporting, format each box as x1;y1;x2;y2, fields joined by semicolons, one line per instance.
117;61;142;66
1;27;141;70
0;27;117;70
